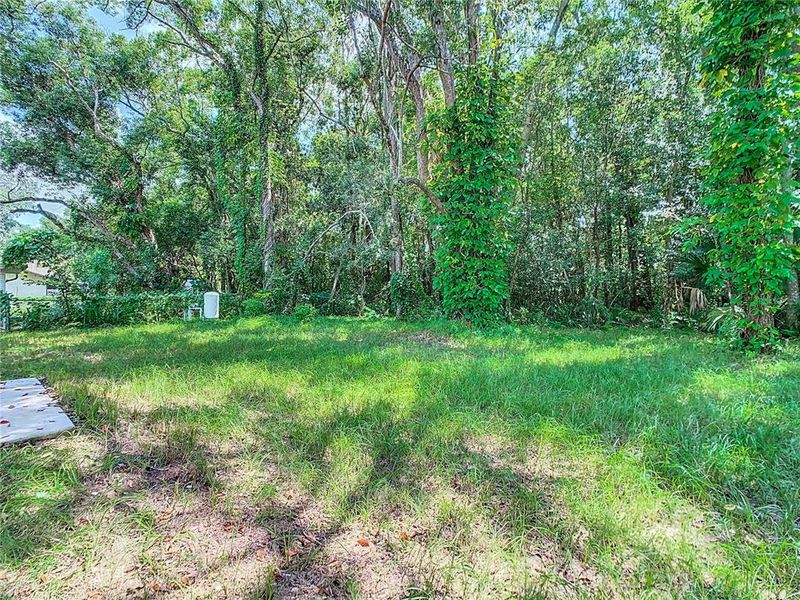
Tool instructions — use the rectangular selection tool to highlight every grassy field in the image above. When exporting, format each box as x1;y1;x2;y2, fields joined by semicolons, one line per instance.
0;317;799;599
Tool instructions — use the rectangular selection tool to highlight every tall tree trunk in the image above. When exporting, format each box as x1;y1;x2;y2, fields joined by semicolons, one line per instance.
353;9;405;277
785;41;799;329
428;7;456;107
383;73;405;277
465;0;479;66
786;243;799;330
603;214;614;306
592;201;601;296
625;209;640;310
260;169;275;286
784;195;798;329
424;227;435;295
254;0;275;288
782;90;798;328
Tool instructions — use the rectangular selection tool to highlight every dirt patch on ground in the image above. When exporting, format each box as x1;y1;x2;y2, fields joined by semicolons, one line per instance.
401;331;464;349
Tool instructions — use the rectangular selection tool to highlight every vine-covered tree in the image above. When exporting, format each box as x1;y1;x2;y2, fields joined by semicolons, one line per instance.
700;0;799;350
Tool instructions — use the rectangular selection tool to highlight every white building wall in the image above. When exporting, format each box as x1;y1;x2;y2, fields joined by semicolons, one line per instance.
3;275;49;297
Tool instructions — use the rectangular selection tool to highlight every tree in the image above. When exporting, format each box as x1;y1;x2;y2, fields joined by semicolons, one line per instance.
430;62;518;324
0;2;173;285
700;0;799;350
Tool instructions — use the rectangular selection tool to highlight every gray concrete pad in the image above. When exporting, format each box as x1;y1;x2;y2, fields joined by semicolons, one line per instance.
0;378;74;445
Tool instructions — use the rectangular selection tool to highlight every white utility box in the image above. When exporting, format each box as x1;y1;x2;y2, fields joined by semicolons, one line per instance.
203;291;220;319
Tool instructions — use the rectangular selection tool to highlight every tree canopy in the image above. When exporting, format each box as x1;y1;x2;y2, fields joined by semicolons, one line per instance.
1;0;797;348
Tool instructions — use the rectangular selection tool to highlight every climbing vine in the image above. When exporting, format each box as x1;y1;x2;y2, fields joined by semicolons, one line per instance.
430;62;519;326
700;0;799;351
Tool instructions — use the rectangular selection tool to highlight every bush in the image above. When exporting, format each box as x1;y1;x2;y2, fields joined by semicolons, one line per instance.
360;305;381;320
262;272;295;314
308;291;331;309
292;302;318;322
17;298;61;330
703;304;776;350
388;271;437;320
218;293;243;319
609;307;650;327
569;297;611;327
242;297;267;317
511;306;548;327
0;291;9;330
7;291;246;331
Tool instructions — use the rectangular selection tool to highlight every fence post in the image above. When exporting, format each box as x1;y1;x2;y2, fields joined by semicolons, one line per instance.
0;291;10;332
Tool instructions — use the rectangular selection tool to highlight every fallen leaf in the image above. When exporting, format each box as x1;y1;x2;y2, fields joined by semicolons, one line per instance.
399;531;410;541
256;548;267;561
87;593;104;600
150;580;162;592
180;574;193;585
79;517;90;526
356;538;370;547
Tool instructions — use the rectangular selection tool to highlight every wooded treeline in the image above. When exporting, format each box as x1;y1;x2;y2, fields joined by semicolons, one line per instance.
0;1;797;346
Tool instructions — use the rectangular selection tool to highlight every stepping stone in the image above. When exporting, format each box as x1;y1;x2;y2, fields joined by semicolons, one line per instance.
0;378;74;445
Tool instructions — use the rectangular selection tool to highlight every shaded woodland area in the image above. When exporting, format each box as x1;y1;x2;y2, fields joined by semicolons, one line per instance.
0;0;797;349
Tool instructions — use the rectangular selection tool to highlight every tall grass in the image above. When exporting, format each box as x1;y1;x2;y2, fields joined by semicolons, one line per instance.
1;317;798;598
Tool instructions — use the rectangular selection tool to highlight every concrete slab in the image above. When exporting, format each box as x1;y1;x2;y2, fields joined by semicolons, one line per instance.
0;378;75;445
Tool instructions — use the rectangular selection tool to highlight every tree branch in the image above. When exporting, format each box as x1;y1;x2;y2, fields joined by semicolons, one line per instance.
549;0;571;43
301;89;357;134
401;177;444;214
10;205;67;232
2;195;69;206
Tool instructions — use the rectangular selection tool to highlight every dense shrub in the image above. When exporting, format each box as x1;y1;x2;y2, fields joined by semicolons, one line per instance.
388;271;439;321
292;302;318;322
8;292;244;330
242;297;268;317
0;291;9;330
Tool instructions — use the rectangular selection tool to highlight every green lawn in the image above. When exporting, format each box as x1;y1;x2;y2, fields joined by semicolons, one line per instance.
1;318;798;599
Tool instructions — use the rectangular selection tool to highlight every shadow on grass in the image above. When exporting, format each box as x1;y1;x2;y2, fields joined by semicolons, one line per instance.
0;411;368;598
2;318;799;596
